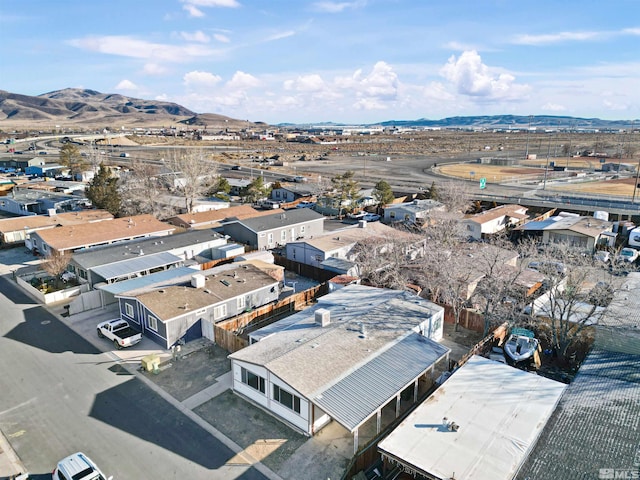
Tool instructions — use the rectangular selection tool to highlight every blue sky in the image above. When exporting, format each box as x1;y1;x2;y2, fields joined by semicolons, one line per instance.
1;0;639;124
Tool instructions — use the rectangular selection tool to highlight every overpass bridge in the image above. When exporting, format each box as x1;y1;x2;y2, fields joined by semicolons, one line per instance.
474;190;640;218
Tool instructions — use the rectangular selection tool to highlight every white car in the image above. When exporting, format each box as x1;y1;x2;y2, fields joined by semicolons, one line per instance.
295;201;316;209
53;452;112;480
616;247;639;263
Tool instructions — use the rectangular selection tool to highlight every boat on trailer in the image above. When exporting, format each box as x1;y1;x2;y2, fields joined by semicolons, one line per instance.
504;328;539;364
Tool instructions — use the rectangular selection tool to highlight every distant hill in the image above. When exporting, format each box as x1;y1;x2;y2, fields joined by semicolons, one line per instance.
376;114;637;130
0;89;255;129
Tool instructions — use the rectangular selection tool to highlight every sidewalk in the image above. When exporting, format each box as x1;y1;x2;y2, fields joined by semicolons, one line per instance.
0;428;27;480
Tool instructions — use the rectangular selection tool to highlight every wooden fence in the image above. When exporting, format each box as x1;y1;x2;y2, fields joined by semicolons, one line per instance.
273;254;339;282
213;282;329;353
442;304;486;333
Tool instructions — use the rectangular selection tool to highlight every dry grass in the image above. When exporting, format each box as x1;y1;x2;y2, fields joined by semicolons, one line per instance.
437;163;542;183
551;177;638;197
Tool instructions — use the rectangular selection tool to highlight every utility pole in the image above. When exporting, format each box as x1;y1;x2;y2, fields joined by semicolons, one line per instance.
543;134;552;190
525;115;533;159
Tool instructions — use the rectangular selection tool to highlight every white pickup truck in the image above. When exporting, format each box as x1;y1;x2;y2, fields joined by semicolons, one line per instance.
97;319;142;349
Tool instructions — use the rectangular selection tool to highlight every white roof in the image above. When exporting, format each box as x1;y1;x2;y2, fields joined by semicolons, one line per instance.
378;356;566;480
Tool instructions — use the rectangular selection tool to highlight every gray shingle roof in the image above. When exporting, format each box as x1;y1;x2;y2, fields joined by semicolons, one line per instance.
314;333;449;432
516;349;640;480
233;208;324;232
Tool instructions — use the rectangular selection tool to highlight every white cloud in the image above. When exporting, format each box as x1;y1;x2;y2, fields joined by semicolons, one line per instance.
155;94;169;101
183;70;222;88
213;33;231;43
183;4;204;17
181;0;240;16
115;79;138;90
312;1;367;13
143;63;169;75
262;30;296;42
442;41;478;51
512;31;599;45
439;50;529;100
284;74;325;93
180;30;210;43
183;0;240;6
542;102;566;111
603;99;629;111
227;71;261;89
67;35;219;62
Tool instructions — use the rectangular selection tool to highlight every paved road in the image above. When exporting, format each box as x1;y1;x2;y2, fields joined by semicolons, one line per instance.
0;276;267;480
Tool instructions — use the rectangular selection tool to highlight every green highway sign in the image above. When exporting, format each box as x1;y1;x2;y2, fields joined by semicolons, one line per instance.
480;177;486;189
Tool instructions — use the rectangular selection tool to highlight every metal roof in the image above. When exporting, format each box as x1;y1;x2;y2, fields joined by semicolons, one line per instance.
379;356;566;480
71;229;223;269
98;266;200;295
91;251;182;281
314;333;449;432
516;349;640;480
320;256;355;274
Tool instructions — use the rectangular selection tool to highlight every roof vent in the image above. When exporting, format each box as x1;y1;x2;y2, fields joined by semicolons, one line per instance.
315;308;331;327
359;323;367;338
158;289;165;293
182;303;189;310
443;417;460;432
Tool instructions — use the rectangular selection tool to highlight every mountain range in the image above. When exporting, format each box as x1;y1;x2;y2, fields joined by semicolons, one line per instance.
0;88;255;129
0;88;636;130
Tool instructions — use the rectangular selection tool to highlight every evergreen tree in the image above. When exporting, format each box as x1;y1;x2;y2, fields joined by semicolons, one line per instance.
242;175;270;203
428;181;439;200
330;170;361;216
86;163;121;215
373;179;395;206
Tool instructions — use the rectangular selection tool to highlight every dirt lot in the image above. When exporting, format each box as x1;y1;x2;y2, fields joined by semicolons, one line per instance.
194;390;308;472
552;177;638;196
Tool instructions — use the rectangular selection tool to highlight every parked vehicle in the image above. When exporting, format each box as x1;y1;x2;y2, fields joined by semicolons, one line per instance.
119;152;130;158
295;201;316;209
97;319;142;349
616;247;639;263
503;328;539;364
527;261;567;275
53;452;112;480
363;213;380;222
258;199;280;209
593;250;611;263
293;175;308;183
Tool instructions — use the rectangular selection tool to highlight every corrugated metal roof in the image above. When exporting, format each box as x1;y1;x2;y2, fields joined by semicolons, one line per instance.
314;333;449;432
91;251;182;280
98;266;200;295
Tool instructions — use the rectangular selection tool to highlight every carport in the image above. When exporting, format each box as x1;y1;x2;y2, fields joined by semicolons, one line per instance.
312;333;450;453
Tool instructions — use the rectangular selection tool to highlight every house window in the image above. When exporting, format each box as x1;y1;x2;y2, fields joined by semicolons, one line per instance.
237;296;246;310
148;315;158;331
241;367;265;394
273;384;301;414
125;303;134;317
300;225;305;233
267;233;273;244
214;304;228;320
281;230;287;241
390;211;396;218
275;191;280;198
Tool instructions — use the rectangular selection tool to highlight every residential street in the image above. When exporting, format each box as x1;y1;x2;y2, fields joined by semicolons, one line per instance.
0;275;268;480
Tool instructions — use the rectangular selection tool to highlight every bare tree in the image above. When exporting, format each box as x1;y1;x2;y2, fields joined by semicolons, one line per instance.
522;242;613;364
164;149;217;213
118;160;173;217
40;251;72;288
